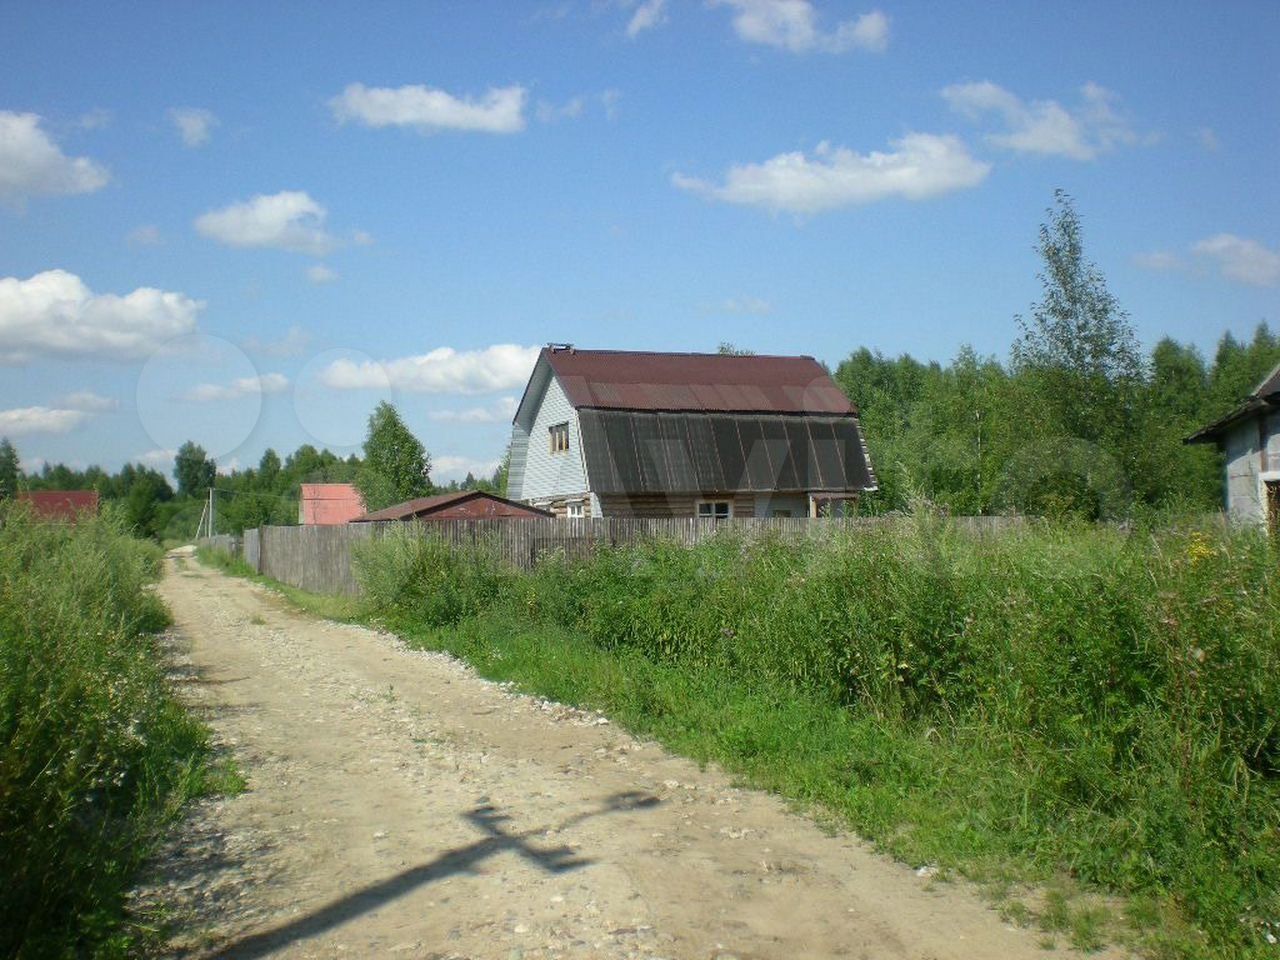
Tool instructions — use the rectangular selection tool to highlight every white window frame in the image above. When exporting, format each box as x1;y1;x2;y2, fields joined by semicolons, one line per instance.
696;499;733;520
565;500;584;520
549;421;570;454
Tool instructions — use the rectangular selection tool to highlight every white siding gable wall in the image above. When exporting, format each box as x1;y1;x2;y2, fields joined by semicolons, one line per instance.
1223;418;1267;525
516;373;590;505
505;424;529;501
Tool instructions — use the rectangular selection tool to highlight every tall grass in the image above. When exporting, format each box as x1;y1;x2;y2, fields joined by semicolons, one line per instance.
355;518;1280;956
0;505;220;958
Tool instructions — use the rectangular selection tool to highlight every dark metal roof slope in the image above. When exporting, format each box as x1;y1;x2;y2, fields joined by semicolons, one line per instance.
1186;359;1280;444
1256;360;1280;400
542;348;854;415
578;409;876;495
354;490;554;522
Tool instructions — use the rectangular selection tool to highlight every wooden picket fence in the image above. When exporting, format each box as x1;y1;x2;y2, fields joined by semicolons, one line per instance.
199;515;1022;598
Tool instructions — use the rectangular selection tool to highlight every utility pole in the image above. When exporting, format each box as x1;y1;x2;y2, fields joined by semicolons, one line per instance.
208;486;215;537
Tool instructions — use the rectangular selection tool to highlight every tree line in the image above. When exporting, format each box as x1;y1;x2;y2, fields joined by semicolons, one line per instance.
0;402;503;541
839;191;1278;518
1;191;1276;536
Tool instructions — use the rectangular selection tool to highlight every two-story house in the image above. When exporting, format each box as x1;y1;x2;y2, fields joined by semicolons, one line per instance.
507;346;876;518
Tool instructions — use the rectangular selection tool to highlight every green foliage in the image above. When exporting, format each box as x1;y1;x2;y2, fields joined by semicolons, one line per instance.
1012;189;1143;446
354;529;505;625
356;401;432;511
355;522;1280;956
0;438;18;499
0;506;223;957
173;440;215;498
834;193;1280;520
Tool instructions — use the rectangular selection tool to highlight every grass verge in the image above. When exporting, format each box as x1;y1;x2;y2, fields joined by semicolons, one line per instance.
194;546;364;622
0;507;238;958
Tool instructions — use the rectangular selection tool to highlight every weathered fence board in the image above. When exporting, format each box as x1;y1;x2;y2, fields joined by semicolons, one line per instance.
199;515;1022;598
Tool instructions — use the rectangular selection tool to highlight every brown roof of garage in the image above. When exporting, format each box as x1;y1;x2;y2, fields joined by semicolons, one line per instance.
353;490;554;522
542;348;854;415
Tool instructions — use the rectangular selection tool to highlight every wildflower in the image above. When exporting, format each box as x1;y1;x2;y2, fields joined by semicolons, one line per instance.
1185;532;1217;566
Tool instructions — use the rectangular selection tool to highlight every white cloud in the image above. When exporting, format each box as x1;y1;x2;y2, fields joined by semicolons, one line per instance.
673;134;989;215
601;89;622;121
1195;126;1220;152
180;372;289;403
536;96;586;124
0;111;109;204
168;107;218;147
127;224;162;247
0;405;91;436
0;269;202;364
321;344;541;394
329;83;527;134
720;296;773;315
433;455;501;484
714;1;889;54
137;448;176;470
942;80;1139;161
78;108;112;130
1132;250;1184;273
307;264;338;284
61;390;118;412
627;0;668;37
195;191;339;255
242;324;312;358
428;396;519;423
1193;234;1280;287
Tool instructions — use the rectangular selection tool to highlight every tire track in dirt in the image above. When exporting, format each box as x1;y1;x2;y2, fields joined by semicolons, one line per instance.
135;551;1122;959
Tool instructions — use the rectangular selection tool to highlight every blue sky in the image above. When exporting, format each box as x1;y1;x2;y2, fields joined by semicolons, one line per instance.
1;1;1277;482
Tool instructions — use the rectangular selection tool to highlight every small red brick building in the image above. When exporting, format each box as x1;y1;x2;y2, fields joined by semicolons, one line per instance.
17;490;100;521
353;490;554;522
299;484;366;525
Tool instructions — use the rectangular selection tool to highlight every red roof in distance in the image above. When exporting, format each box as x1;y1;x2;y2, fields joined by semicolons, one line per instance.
354;490;555;522
542;348;854;415
17;490;100;521
299;484;366;525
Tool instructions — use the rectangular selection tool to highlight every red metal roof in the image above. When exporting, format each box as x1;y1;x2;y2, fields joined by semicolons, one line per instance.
541;349;854;415
354;490;554;522
17;490;100;521
299;483;366;525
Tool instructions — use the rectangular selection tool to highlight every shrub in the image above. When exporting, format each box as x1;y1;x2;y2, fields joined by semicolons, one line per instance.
0;504;213;957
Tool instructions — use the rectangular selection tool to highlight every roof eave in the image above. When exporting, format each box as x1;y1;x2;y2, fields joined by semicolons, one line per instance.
1184;397;1275;445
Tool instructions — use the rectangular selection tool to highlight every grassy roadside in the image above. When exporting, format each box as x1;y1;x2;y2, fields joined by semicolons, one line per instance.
0;508;238;959
194;546;364;622
199;519;1280;959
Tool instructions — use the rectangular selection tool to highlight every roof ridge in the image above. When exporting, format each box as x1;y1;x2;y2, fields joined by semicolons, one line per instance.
546;347;818;361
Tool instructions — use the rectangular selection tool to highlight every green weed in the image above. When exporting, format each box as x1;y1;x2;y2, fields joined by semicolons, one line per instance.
0;505;230;958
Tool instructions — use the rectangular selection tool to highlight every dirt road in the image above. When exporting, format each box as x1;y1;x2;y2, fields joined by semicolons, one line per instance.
140;552;1107;959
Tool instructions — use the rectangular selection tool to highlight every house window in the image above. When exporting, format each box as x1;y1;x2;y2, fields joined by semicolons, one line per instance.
565;501;584;520
549;422;570;454
697;499;732;520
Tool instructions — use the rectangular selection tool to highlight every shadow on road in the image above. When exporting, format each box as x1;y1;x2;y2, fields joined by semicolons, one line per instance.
217;790;661;959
